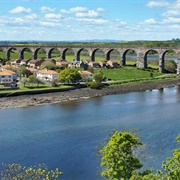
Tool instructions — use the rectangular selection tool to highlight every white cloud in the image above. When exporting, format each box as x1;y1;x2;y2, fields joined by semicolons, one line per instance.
61;6;87;14
75;10;99;18
146;1;169;8
115;19;127;25
163;10;180;17
40;21;59;27
163;17;180;23
169;24;180;29
9;6;31;14
44;14;62;19
96;8;105;12
76;18;108;25
13;18;24;24
40;6;56;13
60;9;69;14
25;14;37;20
144;18;157;24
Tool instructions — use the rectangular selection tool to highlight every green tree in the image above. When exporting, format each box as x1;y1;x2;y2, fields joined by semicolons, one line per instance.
107;133;180;180
17;66;31;78
40;61;56;70
93;70;104;83
20;77;29;87
1;163;63;180
160;134;180;180
99;131;143;180
28;75;44;87
58;68;81;84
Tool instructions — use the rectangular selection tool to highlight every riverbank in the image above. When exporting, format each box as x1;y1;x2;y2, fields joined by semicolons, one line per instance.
0;79;180;109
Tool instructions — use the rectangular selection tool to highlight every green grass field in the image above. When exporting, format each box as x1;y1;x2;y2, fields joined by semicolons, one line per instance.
95;67;163;80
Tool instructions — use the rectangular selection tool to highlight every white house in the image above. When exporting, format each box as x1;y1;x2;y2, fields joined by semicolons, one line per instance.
27;68;38;76
78;70;93;81
0;70;17;84
37;69;58;81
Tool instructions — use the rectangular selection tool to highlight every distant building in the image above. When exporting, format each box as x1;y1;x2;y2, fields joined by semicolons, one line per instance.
28;59;45;68
27;68;38;76
88;61;101;68
56;60;69;68
0;69;17;85
37;69;58;81
78;70;93;80
19;59;31;66
0;65;18;71
7;59;21;66
106;60;119;68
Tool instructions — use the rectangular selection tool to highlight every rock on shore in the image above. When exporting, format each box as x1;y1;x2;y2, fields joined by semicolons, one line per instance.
0;79;180;109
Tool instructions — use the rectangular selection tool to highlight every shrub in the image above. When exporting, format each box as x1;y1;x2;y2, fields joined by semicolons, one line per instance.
88;82;104;89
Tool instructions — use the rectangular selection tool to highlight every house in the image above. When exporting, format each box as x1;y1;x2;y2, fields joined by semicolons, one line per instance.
88;61;101;68
56;60;69;68
78;70;93;80
99;61;107;68
27;68;38;76
37;69;58;81
106;60;119;68
0;65;18;71
7;59;21;66
20;59;31;66
28;59;45;68
0;69;17;84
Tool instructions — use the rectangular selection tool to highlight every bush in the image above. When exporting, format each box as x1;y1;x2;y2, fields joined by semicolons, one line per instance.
165;60;177;73
88;82;104;89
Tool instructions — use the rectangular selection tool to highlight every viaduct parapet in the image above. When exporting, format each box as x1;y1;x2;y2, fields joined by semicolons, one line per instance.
0;45;180;74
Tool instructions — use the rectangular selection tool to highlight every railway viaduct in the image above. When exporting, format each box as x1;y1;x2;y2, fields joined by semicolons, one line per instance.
0;45;180;74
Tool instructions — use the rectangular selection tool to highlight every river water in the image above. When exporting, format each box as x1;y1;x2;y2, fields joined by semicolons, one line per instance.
0;87;180;179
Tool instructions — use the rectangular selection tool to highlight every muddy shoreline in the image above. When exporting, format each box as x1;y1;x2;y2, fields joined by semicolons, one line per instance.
0;79;180;109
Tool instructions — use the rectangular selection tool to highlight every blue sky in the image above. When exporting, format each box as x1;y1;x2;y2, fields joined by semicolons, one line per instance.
0;0;180;41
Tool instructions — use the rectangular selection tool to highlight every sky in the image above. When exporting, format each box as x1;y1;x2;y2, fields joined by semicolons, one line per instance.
0;0;180;41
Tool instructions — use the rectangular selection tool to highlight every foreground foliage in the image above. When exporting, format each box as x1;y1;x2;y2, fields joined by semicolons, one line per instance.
99;131;180;180
0;163;63;180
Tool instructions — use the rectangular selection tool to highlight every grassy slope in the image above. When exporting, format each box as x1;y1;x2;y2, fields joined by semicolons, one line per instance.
95;67;163;80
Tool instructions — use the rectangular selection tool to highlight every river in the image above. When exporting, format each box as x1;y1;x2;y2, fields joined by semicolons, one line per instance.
0;87;180;179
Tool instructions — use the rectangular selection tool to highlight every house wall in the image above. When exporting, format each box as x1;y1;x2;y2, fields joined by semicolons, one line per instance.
0;75;13;83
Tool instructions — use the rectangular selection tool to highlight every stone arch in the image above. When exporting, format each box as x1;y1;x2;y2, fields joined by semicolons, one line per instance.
106;49;120;61
144;49;159;69
91;48;105;61
122;48;137;66
20;47;32;60
34;48;46;60
161;49;178;73
61;48;75;61
76;48;90;61
47;48;61;59
6;47;18;60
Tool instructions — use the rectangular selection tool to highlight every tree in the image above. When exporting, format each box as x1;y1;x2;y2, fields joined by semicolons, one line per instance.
160;134;180;180
28;75;44;87
20;77;29;87
17;66;31;78
100;132;180;180
99;131;143;180
40;61;56;70
58;68;82;84
93;70;104;83
1;163;63;180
